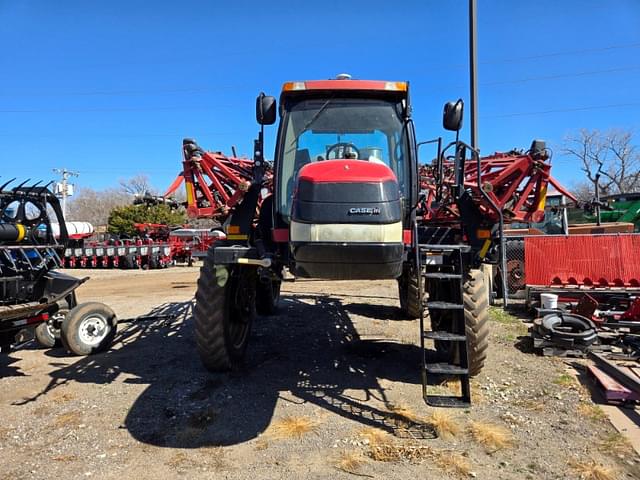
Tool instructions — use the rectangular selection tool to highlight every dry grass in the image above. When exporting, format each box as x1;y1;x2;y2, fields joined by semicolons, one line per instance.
388;403;421;423
427;410;461;440
578;402;607;423
553;373;576;387
470;380;485;404
254;438;269;451
336;450;367;474
569;459;618;480
358;426;391;445
166;452;190;468
369;442;434;463
267;415;318;439
52;411;81;428
469;421;514;453
52;391;75;402
433;450;472;477
597;432;635;458
368;440;472;478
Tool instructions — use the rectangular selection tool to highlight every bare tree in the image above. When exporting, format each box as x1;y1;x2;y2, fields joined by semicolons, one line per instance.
119;174;155;196
563;129;640;197
570;181;595;204
66;187;129;226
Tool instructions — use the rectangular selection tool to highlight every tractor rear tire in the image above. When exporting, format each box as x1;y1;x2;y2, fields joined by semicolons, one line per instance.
398;265;423;319
194;251;257;371
463;269;490;377
256;278;281;315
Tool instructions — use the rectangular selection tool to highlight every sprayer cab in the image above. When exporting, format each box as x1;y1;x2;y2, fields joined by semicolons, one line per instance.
263;77;417;279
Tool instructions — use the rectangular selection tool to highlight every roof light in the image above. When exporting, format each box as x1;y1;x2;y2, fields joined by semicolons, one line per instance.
384;81;407;91
336;73;352;80
282;81;306;91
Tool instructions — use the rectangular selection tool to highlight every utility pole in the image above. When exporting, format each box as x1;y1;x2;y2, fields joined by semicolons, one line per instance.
469;0;479;149
52;168;79;219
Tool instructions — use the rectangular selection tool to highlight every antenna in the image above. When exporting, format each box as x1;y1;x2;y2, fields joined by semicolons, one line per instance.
52;168;79;219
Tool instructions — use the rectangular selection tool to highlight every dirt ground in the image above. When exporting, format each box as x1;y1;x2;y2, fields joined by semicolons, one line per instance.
1;266;639;479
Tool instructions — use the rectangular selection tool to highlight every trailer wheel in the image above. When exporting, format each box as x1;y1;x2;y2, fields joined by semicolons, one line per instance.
462;269;490;376
194;251;256;371
398;264;423;319
34;309;66;348
60;303;117;356
256;278;281;315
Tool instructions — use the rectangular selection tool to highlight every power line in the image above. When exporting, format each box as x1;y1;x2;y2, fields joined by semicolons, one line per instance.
480;65;640;87
0;132;238;138
0;85;246;98
482;101;640;119
0;105;231;113
478;41;640;66
2;61;639;102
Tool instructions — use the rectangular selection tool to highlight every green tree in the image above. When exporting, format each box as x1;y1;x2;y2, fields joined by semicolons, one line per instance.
107;204;186;236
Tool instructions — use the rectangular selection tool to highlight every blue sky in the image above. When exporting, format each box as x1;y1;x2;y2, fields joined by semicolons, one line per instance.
1;0;639;195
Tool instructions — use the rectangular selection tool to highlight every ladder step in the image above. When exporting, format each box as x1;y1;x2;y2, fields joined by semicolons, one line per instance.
426;301;464;310
425;363;469;375
423;331;467;341
425;395;471;408
424;273;462;279
419;244;471;253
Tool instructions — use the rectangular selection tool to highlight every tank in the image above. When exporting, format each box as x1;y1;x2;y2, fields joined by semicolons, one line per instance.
51;222;94;239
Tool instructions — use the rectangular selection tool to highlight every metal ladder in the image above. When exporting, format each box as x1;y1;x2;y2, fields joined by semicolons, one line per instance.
419;244;471;408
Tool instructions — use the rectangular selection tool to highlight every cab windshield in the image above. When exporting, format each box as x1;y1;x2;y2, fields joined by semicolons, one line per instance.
277;97;409;221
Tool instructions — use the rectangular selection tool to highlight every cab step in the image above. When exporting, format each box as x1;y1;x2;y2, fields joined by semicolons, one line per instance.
424;272;462;279
425;363;469;375
426;301;463;310
425;395;471;408
423;331;467;341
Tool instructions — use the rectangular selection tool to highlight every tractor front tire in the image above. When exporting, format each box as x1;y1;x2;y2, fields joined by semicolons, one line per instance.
256;278;281;315
398;265;423;319
194;251;256;371
463;269;490;376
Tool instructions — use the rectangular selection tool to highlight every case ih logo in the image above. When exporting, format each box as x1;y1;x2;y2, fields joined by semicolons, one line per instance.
348;207;381;215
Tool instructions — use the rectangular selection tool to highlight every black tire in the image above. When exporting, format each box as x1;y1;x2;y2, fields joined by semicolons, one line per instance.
35;308;67;348
429;268;489;377
194;250;256;371
398;264;423;319
147;256;158;270
462;269;490;376
256;278;281;315
60;303;118;356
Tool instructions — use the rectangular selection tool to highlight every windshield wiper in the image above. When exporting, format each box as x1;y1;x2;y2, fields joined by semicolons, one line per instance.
289;98;333;148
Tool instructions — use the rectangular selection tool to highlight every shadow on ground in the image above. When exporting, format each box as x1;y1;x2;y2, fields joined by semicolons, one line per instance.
16;293;440;447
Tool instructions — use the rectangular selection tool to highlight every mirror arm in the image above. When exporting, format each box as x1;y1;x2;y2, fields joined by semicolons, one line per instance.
253;126;264;183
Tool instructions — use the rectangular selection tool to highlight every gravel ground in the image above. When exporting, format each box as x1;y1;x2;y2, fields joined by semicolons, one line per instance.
1;267;639;479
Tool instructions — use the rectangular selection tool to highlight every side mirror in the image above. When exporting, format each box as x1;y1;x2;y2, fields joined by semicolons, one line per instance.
256;93;277;125
443;99;463;131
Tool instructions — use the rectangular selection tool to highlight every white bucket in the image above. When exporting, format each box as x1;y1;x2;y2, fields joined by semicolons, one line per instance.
540;293;558;309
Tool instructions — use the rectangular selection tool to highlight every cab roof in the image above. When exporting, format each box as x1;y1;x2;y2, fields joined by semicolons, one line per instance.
281;79;407;94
